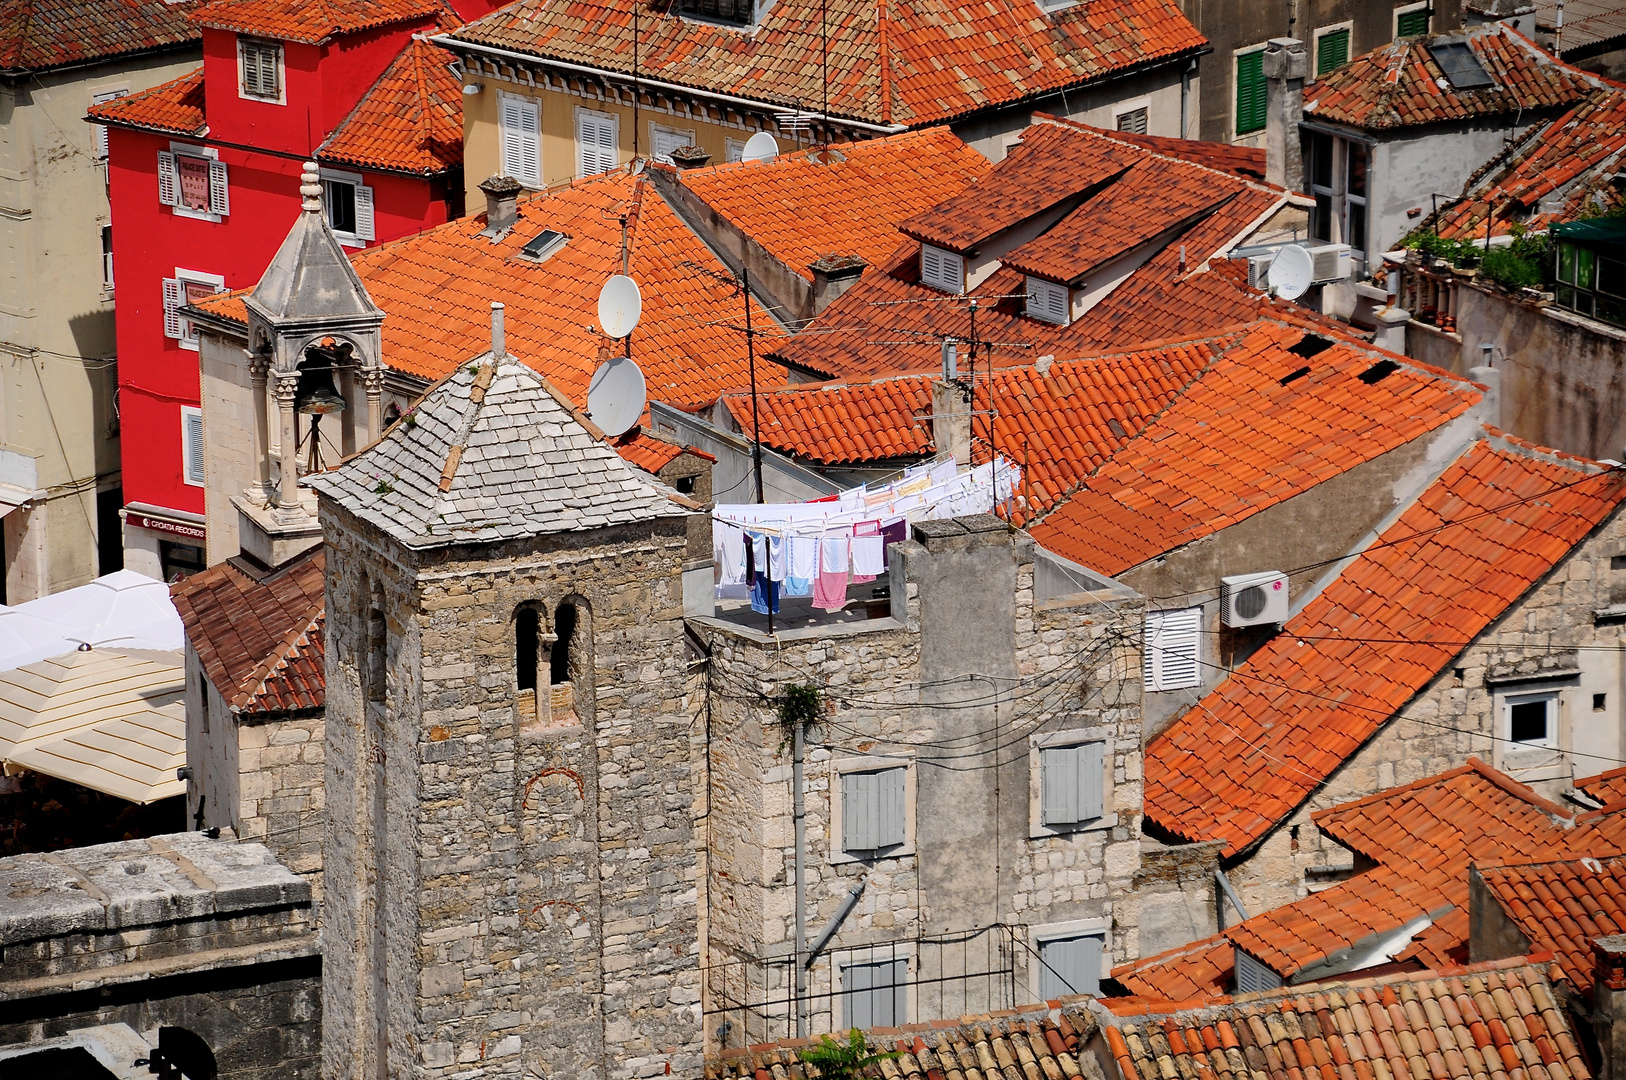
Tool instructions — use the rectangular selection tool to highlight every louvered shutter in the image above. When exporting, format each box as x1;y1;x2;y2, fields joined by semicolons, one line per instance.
1079;740;1104;821
259;44;279;96
842;770;873;851
1041;746;1080;826
501;97;541;184
1039;935;1102;1000
877;767;905;848
1236;50;1267;135
208;159;229;216
183;410;205;485
1317;29;1350;75
162;277;184;338
1396;8;1429;36
354;184;375;240
1116;107;1148;135
922;245;943;286
1145;608;1201;691
157;150;177;206
578;111;616;177
922;245;963;292
1234;948;1284;993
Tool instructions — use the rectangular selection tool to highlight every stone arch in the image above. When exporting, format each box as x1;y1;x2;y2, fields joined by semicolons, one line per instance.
552;596;594;728
157;1026;218;1080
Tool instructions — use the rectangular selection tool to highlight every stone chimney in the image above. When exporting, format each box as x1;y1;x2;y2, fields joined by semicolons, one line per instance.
480;174;523;238
1594;935;1626;1080
669;145;711;170
810;254;867;314
930;379;972;465
1262;38;1308;193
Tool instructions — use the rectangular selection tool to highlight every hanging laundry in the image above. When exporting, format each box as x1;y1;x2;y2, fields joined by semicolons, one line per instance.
880;517;907;568
768;534;787;580
715;523;746;586
851;535;885;579
750;572;780;615
813;535;850;611
786;535;817;596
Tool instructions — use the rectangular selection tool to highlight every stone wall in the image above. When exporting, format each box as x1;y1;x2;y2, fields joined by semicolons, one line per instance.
692;516;1145;1046
320;502;702;1080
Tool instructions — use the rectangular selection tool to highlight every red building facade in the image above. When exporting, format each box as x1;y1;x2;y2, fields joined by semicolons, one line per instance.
90;0;485;581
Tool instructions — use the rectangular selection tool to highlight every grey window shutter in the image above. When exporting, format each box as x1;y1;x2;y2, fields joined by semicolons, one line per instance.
878;767;905;848
157;150;177;206
1041;746;1080;826
842;771;873;852
1234;948;1283;993
1040;935;1102;1000
884;959;906;1025
844;962;874;1028
1080;741;1105;821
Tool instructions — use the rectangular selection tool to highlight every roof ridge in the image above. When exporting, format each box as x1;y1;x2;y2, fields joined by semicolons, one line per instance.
1029;112;1289;196
1475;852;1626;873
1481;424;1613;472
236;610;323;712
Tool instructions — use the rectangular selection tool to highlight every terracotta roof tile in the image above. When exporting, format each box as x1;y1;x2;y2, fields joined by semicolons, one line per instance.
1434;88;1626;241
191;0;441;45
724;334;1229;517
611;426;712;473
319;32;464;176
1028;324;1481;576
169;547;326;716
1086;127;1267;181
1;0;200;74
88;65;206;137
1304;24;1603;131
1115;761;1626;998
190;171;781;407
770;118;1292;382
1477;856;1626;997
673;128;991;281
447;0;1205;129
1578;766;1626;806
1137;435;1626;859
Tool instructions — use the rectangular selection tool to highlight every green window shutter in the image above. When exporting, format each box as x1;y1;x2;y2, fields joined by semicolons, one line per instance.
1397;8;1430;37
1317;29;1350;75
1236;51;1267;135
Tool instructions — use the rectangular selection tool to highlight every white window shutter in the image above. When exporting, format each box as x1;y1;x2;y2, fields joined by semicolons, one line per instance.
922;245;942;285
162;277;184;338
157;151;177;205
1041;746;1080;825
500;97;524;177
208;159;230;216
183;410;205;484
354;184;375;241
1145;608;1202;691
500;97;540;183
878;767;906;848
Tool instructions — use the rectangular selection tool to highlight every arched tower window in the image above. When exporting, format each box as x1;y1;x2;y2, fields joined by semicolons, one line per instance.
551;602;576;687
515;604;542;692
367;584;386;704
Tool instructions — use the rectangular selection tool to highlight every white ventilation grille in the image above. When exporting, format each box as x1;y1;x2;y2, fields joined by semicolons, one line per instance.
921;245;965;294
1026;276;1069;325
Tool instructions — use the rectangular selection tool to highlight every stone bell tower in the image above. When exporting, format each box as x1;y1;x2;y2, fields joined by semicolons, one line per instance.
237;161;386;568
306;310;703;1080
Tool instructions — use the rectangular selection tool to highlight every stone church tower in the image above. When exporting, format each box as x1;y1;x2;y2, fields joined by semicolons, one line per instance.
307;311;702;1079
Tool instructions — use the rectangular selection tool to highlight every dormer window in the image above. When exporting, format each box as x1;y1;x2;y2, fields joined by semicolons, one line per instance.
921;245;965;294
239;37;283;102
1026;276;1069;325
679;0;755;25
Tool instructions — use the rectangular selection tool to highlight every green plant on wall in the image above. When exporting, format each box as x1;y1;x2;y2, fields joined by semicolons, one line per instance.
776;682;821;753
797;1029;900;1079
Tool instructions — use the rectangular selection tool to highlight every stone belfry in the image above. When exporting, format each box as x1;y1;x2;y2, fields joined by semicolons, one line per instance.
238;162;386;568
306;309;702;1080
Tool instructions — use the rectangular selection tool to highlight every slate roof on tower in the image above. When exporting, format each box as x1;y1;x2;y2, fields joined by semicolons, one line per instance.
246;170;385;325
305;356;689;546
441;0;1205;129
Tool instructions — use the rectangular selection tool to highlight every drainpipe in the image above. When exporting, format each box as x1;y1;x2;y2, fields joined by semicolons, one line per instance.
794;718;808;1037
808;877;867;963
1214;868;1251;931
1180;58;1195;140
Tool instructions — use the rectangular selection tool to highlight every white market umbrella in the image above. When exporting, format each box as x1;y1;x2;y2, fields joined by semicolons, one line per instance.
0;606;80;672
16;569;184;653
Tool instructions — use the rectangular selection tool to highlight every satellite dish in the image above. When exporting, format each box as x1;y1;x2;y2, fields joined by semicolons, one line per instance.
587;355;647;437
597;275;642;339
740;131;778;164
1267;244;1315;301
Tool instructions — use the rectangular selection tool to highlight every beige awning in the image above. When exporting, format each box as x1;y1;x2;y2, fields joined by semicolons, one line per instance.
0;648;186;804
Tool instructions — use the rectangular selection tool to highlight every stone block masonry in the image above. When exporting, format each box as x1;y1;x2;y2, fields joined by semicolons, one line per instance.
321;503;703;1080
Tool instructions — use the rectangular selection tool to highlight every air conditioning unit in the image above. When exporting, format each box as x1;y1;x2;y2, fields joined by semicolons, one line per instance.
1247;253;1275;290
1307;243;1353;283
1220;571;1289;627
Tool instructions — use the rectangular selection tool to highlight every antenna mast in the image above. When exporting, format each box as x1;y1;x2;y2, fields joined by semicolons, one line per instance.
632;0;641;164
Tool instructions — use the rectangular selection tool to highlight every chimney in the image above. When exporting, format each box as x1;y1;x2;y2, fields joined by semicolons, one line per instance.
668;145;711;170
810;254;867;314
480;174;523;238
1262;38;1308;193
1593;934;1626;1080
490;301;506;360
930;379;972;465
1469;362;1501;429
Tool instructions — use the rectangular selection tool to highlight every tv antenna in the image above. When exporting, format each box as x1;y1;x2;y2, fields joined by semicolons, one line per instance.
1266;244;1314;301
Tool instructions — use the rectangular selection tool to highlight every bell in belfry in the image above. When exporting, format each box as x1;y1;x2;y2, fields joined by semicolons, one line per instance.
294;360;346;472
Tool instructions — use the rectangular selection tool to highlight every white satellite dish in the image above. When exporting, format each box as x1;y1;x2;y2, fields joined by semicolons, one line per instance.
1266;244;1315;301
740;131;778;164
597;274;642;339
587;355;647;438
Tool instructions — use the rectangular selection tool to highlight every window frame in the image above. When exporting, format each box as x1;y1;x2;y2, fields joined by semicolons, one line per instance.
920;244;966;294
724;137;747;163
318;166;375;247
101;225;114;294
180;406;205;487
1029;728;1116;837
90;86;128;164
575;106;620;180
163;267;226;351
237;36;285;104
649;122;697;165
160;142;228;222
1234;44;1269;137
1028;918;1109;1004
499;91;542;187
830;754;915;863
1144;606;1202;692
1313;23;1353;76
1113;101;1150;135
839;953;911;1029
1394;2;1431;38
1026;275;1070;325
1504;690;1560;749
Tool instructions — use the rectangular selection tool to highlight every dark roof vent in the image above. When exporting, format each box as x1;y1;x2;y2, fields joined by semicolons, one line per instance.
1279;365;1311;385
1357;359;1401;384
1288;333;1335;359
519;230;568;263
1427;41;1496;89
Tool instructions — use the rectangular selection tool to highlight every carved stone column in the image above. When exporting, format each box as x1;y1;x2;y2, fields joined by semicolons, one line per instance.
275;373;301;510
248;354;273;505
339;359;358;457
363;368;384;445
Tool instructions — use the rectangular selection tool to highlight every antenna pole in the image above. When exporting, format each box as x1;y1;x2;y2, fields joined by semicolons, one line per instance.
743;266;772;634
620;214;629;275
632;0;640;165
821;0;829;151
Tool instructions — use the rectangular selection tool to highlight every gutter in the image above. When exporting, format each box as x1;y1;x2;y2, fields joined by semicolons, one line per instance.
432;36;910;135
87;118;458;179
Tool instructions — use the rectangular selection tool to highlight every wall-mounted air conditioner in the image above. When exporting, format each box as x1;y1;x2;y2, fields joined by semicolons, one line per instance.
1220;571;1289;627
1307;243;1353;283
1247;254;1275;290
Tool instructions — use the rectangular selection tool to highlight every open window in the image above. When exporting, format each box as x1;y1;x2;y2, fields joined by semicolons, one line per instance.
320;168;375;246
158;145;229;221
162;267;226;350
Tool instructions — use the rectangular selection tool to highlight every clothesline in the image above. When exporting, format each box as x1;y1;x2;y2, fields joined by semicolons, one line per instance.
712;458;1022;614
